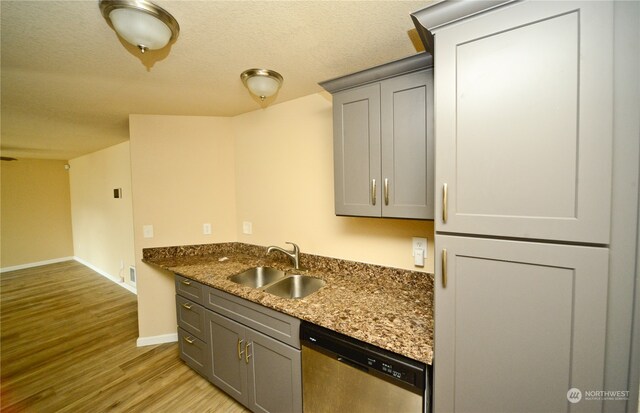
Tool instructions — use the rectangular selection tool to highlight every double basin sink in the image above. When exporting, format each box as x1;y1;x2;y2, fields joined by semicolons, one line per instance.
229;266;325;299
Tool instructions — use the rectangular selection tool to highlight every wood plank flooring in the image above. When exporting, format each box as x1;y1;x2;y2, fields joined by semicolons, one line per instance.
0;260;249;413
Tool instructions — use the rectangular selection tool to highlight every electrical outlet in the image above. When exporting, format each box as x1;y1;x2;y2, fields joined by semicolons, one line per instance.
243;221;253;235
412;237;427;256
143;225;154;238
203;223;212;235
412;237;427;267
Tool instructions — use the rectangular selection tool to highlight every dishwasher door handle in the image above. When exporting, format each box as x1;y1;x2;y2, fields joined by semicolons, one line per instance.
337;355;368;373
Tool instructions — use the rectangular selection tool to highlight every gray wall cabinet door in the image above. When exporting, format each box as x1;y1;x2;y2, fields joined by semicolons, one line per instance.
207;311;248;406
247;329;302;413
333;70;434;220
381;69;434;219
434;0;613;243
333;83;381;217
434;234;608;413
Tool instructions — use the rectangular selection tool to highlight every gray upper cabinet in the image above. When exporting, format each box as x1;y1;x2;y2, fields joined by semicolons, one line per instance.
332;83;382;217
431;0;613;243
322;53;434;220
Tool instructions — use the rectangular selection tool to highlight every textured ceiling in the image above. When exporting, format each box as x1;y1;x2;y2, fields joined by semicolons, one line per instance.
1;0;434;160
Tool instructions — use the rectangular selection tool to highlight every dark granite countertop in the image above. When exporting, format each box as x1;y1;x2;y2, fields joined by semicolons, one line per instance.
143;242;434;365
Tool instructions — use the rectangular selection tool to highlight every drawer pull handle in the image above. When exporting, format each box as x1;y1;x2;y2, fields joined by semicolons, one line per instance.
237;339;244;360
245;342;252;364
181;280;191;286
184;336;195;344
182;303;192;310
442;249;448;289
442;183;448;223
371;179;377;206
384;178;389;206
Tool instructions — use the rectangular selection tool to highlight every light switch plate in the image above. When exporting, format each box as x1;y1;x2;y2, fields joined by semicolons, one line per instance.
203;223;212;235
242;221;253;235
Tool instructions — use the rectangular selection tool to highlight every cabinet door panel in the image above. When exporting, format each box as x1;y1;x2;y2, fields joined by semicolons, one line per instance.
207;311;248;406
435;1;612;243
434;235;608;413
247;329;302;413
333;84;381;216
381;69;434;219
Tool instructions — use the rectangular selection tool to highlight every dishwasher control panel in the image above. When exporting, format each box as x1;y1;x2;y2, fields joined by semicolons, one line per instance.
300;321;426;392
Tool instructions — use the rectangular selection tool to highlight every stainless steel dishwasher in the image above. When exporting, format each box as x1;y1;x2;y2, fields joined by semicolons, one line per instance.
300;321;430;413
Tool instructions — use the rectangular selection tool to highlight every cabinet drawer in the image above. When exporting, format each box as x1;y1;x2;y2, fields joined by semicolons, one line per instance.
178;327;210;378
175;275;204;305
176;295;206;341
205;287;300;349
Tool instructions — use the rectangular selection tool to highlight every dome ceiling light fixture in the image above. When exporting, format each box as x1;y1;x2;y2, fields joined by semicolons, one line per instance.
99;0;180;54
241;69;284;102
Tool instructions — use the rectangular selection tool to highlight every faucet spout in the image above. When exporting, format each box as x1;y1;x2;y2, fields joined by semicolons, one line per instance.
266;242;301;270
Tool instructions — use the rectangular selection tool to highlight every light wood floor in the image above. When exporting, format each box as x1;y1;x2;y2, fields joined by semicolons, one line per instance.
0;260;249;413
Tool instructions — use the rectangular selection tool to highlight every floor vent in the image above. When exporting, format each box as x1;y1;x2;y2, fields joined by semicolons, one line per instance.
129;266;136;286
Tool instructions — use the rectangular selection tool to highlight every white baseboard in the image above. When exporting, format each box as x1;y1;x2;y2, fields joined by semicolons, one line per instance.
137;333;178;347
73;257;137;295
0;256;74;273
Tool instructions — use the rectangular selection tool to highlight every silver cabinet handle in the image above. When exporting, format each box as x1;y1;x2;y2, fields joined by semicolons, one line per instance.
181;279;191;286
384;178;389;206
184;336;195;344
442;183;448;223
371;179;377;206
442;249;448;289
182;303;192;310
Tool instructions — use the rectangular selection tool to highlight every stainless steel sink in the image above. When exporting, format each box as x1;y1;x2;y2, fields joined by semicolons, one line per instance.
229;267;285;288
263;274;326;299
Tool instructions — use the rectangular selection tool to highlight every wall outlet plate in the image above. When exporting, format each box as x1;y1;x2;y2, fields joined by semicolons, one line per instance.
143;225;154;238
242;221;253;235
412;237;427;256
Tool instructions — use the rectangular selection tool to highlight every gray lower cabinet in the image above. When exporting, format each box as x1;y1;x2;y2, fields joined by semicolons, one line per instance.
322;53;434;220
434;235;608;412
207;310;302;413
175;275;302;413
176;277;210;379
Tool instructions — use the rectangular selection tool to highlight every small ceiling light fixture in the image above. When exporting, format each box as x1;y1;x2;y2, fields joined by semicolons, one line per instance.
241;69;284;101
99;0;180;54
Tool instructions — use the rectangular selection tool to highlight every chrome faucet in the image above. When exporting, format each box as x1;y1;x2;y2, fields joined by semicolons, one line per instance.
266;242;301;270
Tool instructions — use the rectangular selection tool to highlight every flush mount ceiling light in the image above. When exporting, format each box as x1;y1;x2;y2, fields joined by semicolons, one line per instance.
241;69;284;101
99;0;180;54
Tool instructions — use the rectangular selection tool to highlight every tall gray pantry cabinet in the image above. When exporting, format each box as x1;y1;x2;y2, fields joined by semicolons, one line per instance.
415;1;621;412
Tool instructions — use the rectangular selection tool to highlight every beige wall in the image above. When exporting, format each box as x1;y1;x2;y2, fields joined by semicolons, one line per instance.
69;142;135;286
129;115;237;339
130;94;434;341
233;93;435;271
0;159;74;268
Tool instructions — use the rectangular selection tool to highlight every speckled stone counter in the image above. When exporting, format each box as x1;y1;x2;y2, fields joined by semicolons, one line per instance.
143;242;434;365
